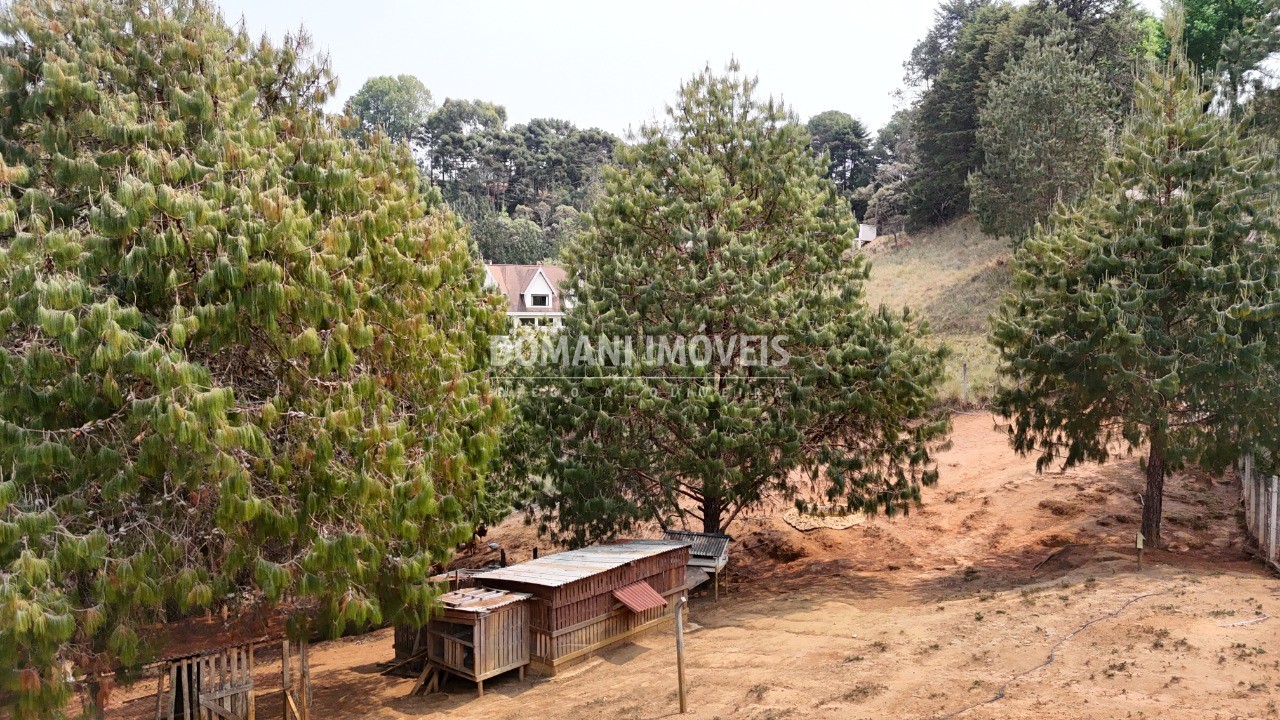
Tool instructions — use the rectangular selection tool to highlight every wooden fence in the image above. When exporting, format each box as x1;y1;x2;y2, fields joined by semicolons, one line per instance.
1240;455;1280;572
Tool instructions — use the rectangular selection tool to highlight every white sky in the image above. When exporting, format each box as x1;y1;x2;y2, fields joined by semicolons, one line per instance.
214;0;1165;136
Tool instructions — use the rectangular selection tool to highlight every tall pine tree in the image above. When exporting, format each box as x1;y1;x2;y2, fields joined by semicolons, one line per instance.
0;1;505;716
968;42;1112;240
504;65;949;542
990;36;1280;549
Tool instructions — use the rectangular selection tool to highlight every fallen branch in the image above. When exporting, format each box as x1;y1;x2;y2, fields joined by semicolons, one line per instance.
933;589;1170;720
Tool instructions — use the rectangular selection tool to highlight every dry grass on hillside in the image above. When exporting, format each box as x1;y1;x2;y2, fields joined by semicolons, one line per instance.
861;217;1012;402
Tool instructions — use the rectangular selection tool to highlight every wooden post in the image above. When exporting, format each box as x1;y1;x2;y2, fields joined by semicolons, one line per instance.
300;640;311;720
675;595;688;714
1269;477;1278;565
154;663;166;720
1136;531;1144;569
281;640;291;720
961;362;968;404
248;644;256;720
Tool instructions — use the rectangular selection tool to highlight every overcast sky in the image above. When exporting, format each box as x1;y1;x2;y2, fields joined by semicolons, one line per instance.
214;0;1165;137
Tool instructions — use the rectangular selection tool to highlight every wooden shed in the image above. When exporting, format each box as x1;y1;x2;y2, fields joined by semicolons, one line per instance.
471;540;690;673
419;587;531;696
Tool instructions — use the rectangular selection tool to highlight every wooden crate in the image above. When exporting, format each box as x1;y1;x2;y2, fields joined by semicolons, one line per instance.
420;588;531;696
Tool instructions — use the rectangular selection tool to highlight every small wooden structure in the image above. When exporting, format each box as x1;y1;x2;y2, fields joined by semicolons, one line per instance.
154;643;256;720
472;540;689;673
405;587;532;697
153;639;312;720
662;529;732;600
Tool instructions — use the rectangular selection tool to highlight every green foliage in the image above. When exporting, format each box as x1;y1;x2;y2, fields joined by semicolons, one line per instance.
906;0;1153;229
421;98;511;200
343;74;435;142
1181;0;1272;71
990;47;1280;549
470;212;552;265
504;64;949;542
806;111;875;216
1151;1;1278;119
968;42;1112;240
855;110;915;234
419;103;616;262
908;0;1017;228
0;1;505;716
422;104;617;216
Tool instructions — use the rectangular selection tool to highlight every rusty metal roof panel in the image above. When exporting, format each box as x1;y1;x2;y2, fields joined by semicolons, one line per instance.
438;587;531;614
474;540;687;588
613;580;668;613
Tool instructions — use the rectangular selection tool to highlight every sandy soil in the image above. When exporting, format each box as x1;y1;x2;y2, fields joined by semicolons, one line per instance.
109;413;1279;720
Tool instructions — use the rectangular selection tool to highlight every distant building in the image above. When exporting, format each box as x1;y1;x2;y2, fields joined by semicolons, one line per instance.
858;223;877;247
484;263;569;330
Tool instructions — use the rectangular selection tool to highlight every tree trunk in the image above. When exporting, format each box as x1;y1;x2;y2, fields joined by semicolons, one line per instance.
1141;430;1167;549
84;678;106;720
702;495;722;534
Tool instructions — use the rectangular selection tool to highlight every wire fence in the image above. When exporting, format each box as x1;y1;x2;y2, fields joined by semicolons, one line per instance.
1240;454;1280;572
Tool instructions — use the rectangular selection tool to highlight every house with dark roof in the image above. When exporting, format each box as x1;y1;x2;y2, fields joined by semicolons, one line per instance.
484;263;569;330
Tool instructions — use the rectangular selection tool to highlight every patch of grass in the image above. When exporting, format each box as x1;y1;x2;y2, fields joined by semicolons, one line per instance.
862;217;1010;403
843;682;887;703
748;684;769;700
1104;661;1130;678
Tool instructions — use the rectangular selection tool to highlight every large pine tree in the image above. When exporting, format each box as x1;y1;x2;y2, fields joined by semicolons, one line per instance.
990;41;1280;549
968;42;1112;240
0;1;504;716
505;65;949;542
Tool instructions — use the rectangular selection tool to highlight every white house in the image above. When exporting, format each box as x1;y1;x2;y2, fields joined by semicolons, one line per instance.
484;263;569;330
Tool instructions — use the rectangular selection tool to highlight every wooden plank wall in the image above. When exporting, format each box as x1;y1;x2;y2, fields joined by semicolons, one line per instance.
156;645;255;720
477;603;532;679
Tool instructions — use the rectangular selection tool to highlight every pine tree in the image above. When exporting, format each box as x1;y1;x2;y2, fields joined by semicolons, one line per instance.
968;42;1113;241
0;1;505;716
990;40;1280;549
504;64;949;542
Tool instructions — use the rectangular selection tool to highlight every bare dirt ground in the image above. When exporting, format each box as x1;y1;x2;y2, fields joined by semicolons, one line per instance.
111;413;1279;719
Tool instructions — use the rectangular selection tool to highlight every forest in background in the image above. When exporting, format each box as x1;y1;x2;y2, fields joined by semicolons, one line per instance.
344;0;1280;251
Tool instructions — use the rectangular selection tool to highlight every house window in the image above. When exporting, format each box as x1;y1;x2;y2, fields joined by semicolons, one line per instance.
520;317;537;327
530;294;549;308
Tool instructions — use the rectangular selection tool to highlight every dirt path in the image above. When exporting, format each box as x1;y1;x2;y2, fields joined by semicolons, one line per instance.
111;414;1278;719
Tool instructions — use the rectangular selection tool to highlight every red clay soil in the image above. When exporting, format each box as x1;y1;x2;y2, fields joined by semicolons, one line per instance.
107;413;1278;720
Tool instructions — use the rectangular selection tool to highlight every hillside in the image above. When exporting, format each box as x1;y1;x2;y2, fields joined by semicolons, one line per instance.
862;218;1012;402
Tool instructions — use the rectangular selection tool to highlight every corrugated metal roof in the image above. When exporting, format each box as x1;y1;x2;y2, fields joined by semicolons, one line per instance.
613;581;668;613
661;530;732;561
438;587;531;614
473;540;686;588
